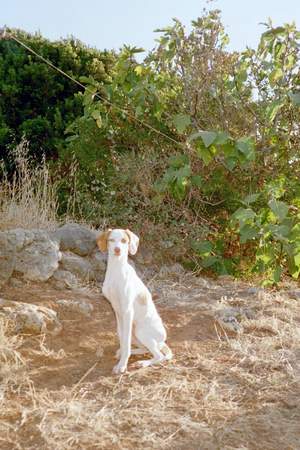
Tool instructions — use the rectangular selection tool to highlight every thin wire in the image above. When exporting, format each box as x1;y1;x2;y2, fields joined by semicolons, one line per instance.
6;30;184;148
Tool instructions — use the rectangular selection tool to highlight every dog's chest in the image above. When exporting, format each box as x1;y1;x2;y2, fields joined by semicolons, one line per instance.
102;270;133;310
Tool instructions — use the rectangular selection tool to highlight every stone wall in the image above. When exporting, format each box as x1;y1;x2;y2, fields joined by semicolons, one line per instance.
0;223;107;288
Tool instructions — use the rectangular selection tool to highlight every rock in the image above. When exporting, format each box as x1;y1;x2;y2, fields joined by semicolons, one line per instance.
246;287;264;295
159;263;185;277
0;298;62;335
57;299;94;316
135;248;153;265
60;252;96;282
52;270;78;289
52;223;98;257
215;305;256;333
160;240;174;249
9;277;24;288
287;290;300;300
215;314;242;333
12;230;61;281
6;228;28;251
0;231;16;286
195;277;211;289
89;250;107;282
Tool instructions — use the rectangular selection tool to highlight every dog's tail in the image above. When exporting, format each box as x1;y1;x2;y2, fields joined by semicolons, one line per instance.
161;343;173;361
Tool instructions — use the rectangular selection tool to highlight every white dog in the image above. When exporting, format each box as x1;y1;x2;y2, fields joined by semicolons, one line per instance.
97;228;172;374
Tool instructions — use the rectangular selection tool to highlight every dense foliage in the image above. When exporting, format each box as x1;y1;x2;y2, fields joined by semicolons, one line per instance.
1;10;300;283
0;30;114;163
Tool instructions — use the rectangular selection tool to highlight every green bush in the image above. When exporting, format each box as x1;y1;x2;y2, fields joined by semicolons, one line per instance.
1;10;299;283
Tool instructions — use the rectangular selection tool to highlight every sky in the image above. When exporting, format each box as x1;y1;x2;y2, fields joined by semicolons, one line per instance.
2;0;300;55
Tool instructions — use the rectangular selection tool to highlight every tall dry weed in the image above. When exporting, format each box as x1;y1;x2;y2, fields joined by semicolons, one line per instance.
0;140;58;230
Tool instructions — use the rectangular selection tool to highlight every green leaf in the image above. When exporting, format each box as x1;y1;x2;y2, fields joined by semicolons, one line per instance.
268;199;289;221
294;253;300;268
240;224;259;243
175;165;191;179
202;255;219;268
91;110;101;120
232;208;256;227
214;132;230;145
168;154;189;168
135;105;143;117
269;68;283;85
262;26;286;38
79;75;94;84
261;278;275;287
65;135;78;143
236;137;255;160
242;193;260;205
134;65;143;76
172;114;191;134
290;223;300;241
188;131;201;142
291;267;300;279
267;224;291;240
272;265;282;283
256;247;275;265
195;142;213;165
172;181;186;200
288;252;300;278
199;131;217;148
83;94;94;107
266;99;285;122
96;117;102;128
224;157;238;171
222;142;236;157
288;91;300;106
193;241;213;255
191;175;203;187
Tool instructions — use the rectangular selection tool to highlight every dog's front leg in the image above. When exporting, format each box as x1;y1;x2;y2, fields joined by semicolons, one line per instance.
114;312;123;359
113;309;133;374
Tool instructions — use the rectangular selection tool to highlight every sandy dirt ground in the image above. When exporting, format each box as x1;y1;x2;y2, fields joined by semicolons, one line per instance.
0;271;300;450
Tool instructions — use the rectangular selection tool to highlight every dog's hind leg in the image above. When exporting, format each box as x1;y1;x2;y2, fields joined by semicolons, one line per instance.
160;343;173;361
115;332;149;359
133;337;166;368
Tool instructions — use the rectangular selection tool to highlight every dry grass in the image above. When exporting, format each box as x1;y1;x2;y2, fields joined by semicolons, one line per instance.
0;140;58;231
0;278;299;449
0;318;25;385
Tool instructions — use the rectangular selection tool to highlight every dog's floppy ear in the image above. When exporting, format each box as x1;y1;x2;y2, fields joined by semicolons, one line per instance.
125;229;139;255
96;229;112;252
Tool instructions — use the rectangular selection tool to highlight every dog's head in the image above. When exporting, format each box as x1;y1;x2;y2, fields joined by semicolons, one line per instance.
96;228;139;258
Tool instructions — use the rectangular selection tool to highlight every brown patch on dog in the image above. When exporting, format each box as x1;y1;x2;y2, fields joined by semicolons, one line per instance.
122;231;130;243
125;229;132;243
137;293;148;305
125;229;140;255
96;229;112;252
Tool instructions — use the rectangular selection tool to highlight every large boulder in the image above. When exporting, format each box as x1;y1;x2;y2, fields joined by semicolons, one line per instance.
60;252;96;282
59;249;107;283
11;229;61;281
0;298;62;335
0;232;16;286
51;223;98;257
0;225;106;286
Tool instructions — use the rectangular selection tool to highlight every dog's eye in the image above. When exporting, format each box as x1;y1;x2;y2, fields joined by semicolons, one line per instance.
108;239;115;242
121;238;127;244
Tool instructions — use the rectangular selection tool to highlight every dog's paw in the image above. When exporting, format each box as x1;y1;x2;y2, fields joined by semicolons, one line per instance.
112;361;127;374
132;359;151;369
